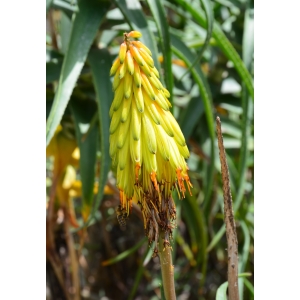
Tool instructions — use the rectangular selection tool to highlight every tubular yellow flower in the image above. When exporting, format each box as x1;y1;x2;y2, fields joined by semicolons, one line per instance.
109;31;193;254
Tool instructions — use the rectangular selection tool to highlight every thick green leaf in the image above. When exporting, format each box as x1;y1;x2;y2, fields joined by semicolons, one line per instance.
46;0;109;146
179;95;204;140
60;11;72;54
114;0;161;76
215;281;228;300
235;5;254;212
179;0;214;80
87;48;112;224
147;0;173;106
173;0;254;101
71;99;98;209
171;34;215;204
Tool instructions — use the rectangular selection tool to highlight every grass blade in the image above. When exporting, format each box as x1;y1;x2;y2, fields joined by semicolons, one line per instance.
114;0;161;75
179;0;214;81
87;48;112;225
173;0;254;100
147;0;173;106
46;0;110;145
102;237;147;266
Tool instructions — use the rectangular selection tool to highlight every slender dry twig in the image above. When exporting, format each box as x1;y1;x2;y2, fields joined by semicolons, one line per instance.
158;230;176;300
216;116;239;300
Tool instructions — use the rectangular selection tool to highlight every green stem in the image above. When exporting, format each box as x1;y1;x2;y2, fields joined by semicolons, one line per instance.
158;230;176;300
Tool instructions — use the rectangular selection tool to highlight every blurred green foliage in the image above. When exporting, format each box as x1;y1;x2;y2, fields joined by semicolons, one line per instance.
46;0;254;299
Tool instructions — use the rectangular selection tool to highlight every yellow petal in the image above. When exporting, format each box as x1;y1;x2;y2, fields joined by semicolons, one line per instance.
167;112;186;146
113;82;124;111
131;100;141;141
124;72;133;99
141;114;157;154
129;45;145;66
154;125;170;161
132;41;152;56
126;51;134;75
121;95;132;123
110;106;122;134
143;88;160;125
113;68;121;90
139;48;154;68
110;57;120;76
119;61;127;79
119;42;127;63
127;31;142;38
141;72;155;100
117;114;131;149
133;84;144;113
118;135;129;170
133;61;141;87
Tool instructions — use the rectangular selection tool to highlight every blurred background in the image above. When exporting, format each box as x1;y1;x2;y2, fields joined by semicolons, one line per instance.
46;0;254;299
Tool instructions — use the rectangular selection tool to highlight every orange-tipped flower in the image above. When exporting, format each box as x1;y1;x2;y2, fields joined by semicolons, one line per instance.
109;31;192;254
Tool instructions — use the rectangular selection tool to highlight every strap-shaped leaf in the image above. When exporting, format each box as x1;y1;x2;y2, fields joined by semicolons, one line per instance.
71;99;98;217
86;48;112;224
46;0;110;146
147;0;173;106
174;0;254;101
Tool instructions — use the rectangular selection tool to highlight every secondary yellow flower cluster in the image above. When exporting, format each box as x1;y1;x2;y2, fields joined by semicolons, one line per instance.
109;31;192;252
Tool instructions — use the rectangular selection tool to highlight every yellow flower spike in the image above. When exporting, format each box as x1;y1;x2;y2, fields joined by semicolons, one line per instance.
141;72;155;100
109;31;192;254
127;30;142;38
126;51;134;75
132;40;152;56
110;57;121;76
129;44;145;66
119;42;127;63
124;72;133;99
133;60;142;87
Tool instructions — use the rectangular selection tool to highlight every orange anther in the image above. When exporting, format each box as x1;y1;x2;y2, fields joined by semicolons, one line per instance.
150;172;159;191
135;162;141;183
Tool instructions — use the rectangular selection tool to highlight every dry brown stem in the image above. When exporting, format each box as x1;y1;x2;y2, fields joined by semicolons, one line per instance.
216;116;239;300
